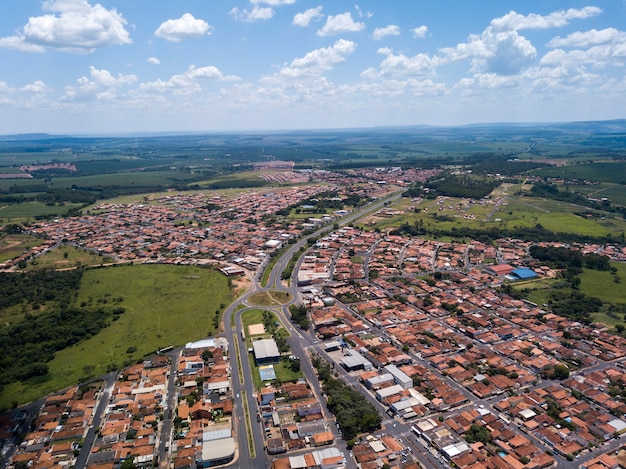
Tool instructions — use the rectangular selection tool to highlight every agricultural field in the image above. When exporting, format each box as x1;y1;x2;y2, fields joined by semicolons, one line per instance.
0;263;231;409
49;170;205;190
0;201;84;224
531;161;626;184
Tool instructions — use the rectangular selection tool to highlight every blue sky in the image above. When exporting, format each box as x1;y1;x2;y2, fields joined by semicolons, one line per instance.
0;0;625;134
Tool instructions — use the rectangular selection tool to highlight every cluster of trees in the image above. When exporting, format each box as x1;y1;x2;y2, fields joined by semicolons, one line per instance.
464;424;493;444
545;291;602;324
311;355;382;442
529;245;612;271
0;269;83;310
0;306;115;384
472;156;550;176
288;304;310;329
420;174;501;199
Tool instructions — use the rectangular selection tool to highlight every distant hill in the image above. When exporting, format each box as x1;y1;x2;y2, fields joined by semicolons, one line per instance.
0;133;62;141
1;119;625;147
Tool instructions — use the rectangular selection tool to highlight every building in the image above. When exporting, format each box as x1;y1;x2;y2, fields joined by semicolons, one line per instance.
253;339;281;365
509;268;538;280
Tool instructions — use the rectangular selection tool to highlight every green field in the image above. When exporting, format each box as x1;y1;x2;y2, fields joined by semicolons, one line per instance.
49;170;203;190
0;264;231;409
22;245;115;271
0;233;44;263
372;192;626;238
567;183;626;207
247;291;292;307
0;201;83;223
580;264;626;304
532;162;626;184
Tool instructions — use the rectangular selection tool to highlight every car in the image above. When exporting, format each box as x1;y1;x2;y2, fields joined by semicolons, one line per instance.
257;413;261;422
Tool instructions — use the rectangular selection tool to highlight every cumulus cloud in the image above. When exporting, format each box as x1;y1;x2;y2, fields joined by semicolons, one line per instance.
20;81;48;93
139;65;240;95
372;25;400;40
440;22;538;75
317;12;365;37
0;0;131;54
155;13;212;42
293;7;323;27
230;6;274;22
436;6;604;78
147;57;161;65
363;47;439;79
63;66;137;101
490;6;601;32
276;39;357;78
412;26;428;38
548;28;626;48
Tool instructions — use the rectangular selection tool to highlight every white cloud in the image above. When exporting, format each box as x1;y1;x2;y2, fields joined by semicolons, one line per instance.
317;12;365;37
155;14;212;42
354;5;373;19
20;81;48;93
440;27;537;76
412;26;428;39
147;57;161;65
230;6;275;23
372;25;400;40
548;28;626;48
0;36;46;52
139;65;240;95
490;6;601;32
0;0;132;54
364;47;439;78
63;66;137;101
251;0;295;5
277;39;357;78
293;7;323;27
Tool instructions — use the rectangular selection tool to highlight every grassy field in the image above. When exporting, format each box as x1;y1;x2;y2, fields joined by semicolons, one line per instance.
22;245;115;270
0;233;45;263
0;201;83;224
531;161;626;184
240;309;303;389
567;182;626;207
49;170;202;190
247;291;292;307
0;264;231;409
579;264;626;304
373;192;626;238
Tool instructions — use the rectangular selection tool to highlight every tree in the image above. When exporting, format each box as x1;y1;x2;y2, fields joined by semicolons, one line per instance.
553;364;570;380
120;457;136;469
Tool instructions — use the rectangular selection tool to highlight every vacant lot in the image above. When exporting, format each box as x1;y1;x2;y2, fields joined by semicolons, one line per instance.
0;264;231;409
0;233;44;263
22;245;115;270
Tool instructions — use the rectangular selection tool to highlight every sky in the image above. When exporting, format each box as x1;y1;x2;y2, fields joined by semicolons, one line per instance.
0;0;625;135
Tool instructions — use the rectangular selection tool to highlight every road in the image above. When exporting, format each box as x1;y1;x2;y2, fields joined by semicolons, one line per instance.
74;372;117;469
217;189;405;467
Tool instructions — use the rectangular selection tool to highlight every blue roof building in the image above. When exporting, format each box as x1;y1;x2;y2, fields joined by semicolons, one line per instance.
510;268;538;280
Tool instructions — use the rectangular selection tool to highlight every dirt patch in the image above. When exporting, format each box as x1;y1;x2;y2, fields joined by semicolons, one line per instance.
248;323;266;336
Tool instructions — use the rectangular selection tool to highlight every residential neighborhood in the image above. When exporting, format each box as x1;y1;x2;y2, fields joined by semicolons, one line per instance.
2;167;626;469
